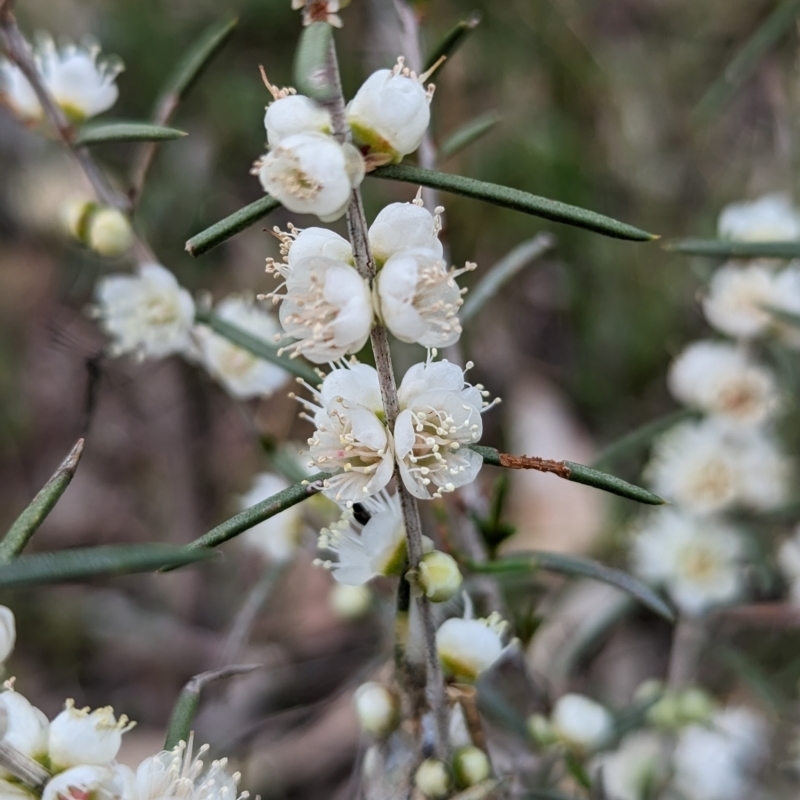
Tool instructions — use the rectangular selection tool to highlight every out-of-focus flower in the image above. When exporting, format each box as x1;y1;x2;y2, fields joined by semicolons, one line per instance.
414;759;451;800
353;682;399;736
0;690;49;772
777;527;800;606
376;249;474;348
718;193;800;242
667;340;780;427
239;473;304;563
329;583;372;619
417;550;463;602
42;765;131;800
195;296;288;399
632;509;744;615
672;707;768;800
1;37;121;124
347;58;433;163
85;208;133;258
48;700;134;771
646;686;715;729
0;606;16;664
551;693;613;753
452;746;490;789
590;731;667;800
436;611;506;682
93;264;195;360
316;491;408;584
254;132;364;221
0;780;37;800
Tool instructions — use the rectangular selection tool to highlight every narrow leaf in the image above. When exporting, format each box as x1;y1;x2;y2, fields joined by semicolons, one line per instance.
293;21;334;101
164;664;260;749
765;304;800;328
469;552;674;621
461;233;556;323
185;473;331;551
185;196;281;257
471;445;665;505
0;544;212;589
666;238;800;259
424;12;482;73
159;16;239;103
694;0;800;122
0;439;84;563
592;409;694;471
193;307;319;384
370;164;657;242
440;111;501;159
75;123;188;146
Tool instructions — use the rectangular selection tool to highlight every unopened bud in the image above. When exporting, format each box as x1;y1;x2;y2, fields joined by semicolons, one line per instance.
414;758;451;799
0;606;15;664
87;208;133;257
526;713;555;746
330;583;372;619
60;197;95;240
353;682;398;737
453;745;490;788
417;551;462;602
676;688;714;723
646;695;681;729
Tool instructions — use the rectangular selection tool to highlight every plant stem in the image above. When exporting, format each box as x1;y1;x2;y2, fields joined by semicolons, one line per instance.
323;35;451;760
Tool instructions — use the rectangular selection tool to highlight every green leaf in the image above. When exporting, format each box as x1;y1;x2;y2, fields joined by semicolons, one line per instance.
75;122;188;146
440;111;501;159
765;304;800;328
0;439;84;563
666;238;800;259
193;307;319;385
461;233;556;323
424;12;482;73
293;21;334;101
185;473;331;551
185;196;281;257
694;0;800;123
471;445;665;506
468;552;674;621
370;164;657;242
0;544;213;589
164;664;260;750
592;409;694;471
158;16;238;104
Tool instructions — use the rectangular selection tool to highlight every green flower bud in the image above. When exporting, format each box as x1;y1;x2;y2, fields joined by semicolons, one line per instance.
453;745;490;789
417;551;462;602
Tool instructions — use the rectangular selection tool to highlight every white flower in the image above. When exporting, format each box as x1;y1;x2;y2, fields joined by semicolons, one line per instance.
195;296;288;399
668;340;780;427
645;419;789;515
376;249;473;348
1;37;121;124
316;491;407;584
239;474;303;563
551;694;613;753
86;208;133;258
303;363;394;502
353;682;399;736
0;606;15;664
394;359;486;500
368;200;444;264
254;132;365;221
590;731;667;800
718;193;800;242
703;263;800;341
134;738;248;800
347;58;433;163
0;690;49;770
49;700;134;771
778;527;800;606
436;611;506;681
42;765;131;800
271;255;373;363
672;707;768;800
94;264;195;360
632;509;744;615
264;94;332;147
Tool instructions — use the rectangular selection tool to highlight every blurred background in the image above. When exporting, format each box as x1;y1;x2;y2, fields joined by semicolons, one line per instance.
2;0;800;797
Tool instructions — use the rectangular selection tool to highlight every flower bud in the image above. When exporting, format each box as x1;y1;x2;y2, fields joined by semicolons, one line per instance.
417;551;462;602
48;700;134;771
353;682;399;737
0;691;49;770
453;745;490;789
526;713;556;747
87;208;133;257
60;197;95;241
551;694;613;753
264;94;332;146
676;688;714;723
330;583;372;619
0;606;16;664
414;758;451;799
436;615;505;682
645;694;682;729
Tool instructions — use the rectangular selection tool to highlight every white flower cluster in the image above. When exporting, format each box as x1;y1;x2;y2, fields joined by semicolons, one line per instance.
92;265;289;399
1;35;121;125
265;199;473;360
631;195;797;616
252;56;435;220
